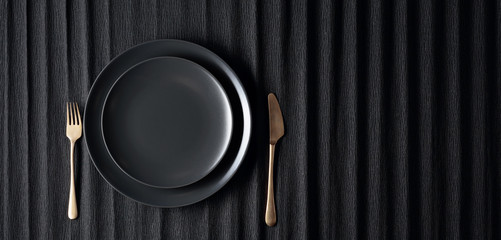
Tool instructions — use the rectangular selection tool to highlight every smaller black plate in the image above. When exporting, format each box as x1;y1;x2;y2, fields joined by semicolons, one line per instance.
102;57;233;188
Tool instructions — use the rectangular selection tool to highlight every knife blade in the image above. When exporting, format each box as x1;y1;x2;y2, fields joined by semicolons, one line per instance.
268;93;284;144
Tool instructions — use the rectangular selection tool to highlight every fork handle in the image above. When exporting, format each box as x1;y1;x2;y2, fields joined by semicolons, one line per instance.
68;141;78;219
265;144;276;226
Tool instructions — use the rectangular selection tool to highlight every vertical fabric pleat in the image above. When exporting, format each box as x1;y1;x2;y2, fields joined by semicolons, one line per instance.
0;0;8;237
4;0;30;239
465;1;487;239
488;2;501;240
438;0;461;239
1;0;501;239
386;0;410;238
27;0;51;239
363;0;385;238
306;0;334;239
408;0;434;239
334;0;358;238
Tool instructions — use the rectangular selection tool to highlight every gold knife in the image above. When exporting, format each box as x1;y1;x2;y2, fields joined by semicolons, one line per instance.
266;93;284;226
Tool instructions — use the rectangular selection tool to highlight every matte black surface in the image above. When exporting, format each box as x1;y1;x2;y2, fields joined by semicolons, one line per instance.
2;0;501;239
103;57;233;188
85;40;251;207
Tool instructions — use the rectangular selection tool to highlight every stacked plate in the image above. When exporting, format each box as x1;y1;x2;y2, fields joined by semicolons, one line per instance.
84;40;251;207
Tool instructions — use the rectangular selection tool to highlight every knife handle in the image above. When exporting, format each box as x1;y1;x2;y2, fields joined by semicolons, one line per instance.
265;144;276;226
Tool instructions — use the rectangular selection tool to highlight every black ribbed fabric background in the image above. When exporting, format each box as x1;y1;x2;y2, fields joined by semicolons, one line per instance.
1;0;501;239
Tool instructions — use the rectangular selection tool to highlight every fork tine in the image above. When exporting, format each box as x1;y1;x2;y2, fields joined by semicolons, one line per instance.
73;102;78;125
71;102;75;125
76;102;81;125
71;102;76;125
66;102;70;125
69;102;73;125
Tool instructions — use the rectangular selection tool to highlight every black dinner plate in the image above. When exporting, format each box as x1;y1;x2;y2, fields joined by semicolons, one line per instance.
102;57;233;188
84;40;251;207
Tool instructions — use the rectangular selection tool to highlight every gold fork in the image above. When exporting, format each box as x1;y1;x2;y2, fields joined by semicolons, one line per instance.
66;102;81;219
